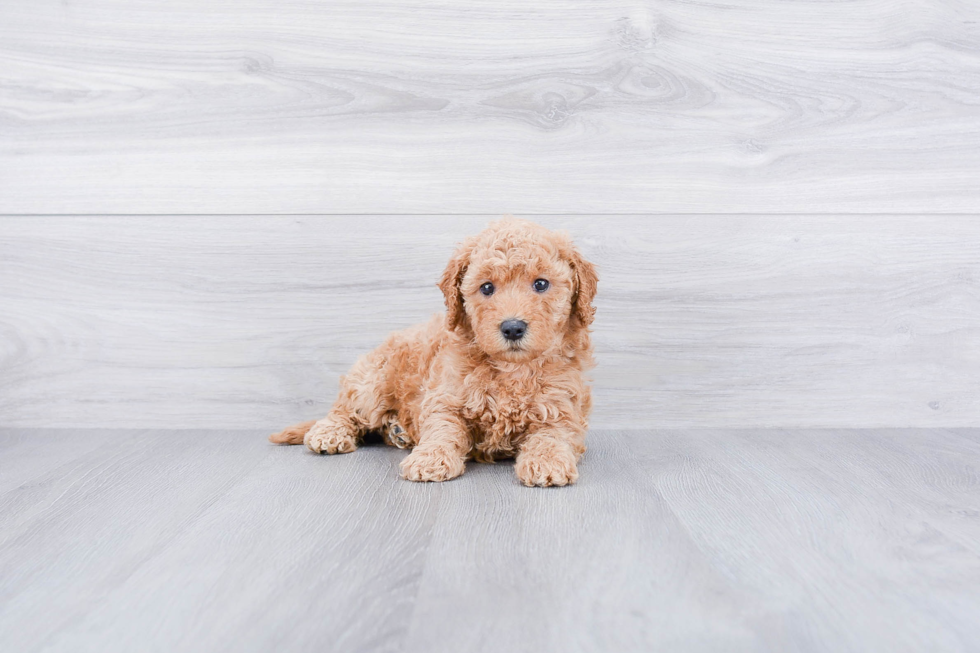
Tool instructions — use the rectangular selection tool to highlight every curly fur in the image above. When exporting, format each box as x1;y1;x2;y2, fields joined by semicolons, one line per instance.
269;218;598;486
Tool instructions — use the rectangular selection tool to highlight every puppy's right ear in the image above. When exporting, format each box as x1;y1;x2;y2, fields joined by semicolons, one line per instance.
438;238;474;331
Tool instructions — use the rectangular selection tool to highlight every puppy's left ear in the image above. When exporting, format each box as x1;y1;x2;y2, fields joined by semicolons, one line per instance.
565;242;598;328
438;238;474;331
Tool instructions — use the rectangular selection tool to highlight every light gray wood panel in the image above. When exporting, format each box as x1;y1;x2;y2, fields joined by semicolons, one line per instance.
1;428;978;652
2;1;979;214
1;215;978;429
404;428;980;652
0;429;436;652
0;428;123;495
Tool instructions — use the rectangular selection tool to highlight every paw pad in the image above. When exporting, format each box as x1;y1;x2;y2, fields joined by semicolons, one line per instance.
387;422;410;448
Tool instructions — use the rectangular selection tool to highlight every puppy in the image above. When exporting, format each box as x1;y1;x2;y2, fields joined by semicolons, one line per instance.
270;218;597;486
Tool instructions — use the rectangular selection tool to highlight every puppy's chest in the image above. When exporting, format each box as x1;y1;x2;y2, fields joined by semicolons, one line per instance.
461;372;542;445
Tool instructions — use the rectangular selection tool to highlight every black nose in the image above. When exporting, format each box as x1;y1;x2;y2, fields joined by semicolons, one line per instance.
500;319;527;341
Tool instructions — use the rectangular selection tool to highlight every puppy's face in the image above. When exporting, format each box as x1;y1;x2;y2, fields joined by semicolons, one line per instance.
439;219;597;362
462;246;575;361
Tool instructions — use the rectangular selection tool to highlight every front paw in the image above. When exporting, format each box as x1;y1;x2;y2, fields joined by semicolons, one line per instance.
399;448;466;482
304;419;358;454
516;440;579;487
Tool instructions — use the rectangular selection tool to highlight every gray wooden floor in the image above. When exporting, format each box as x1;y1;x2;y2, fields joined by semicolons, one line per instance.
2;428;978;653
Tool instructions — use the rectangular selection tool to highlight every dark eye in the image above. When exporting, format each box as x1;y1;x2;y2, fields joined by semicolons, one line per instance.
533;279;550;293
480;282;495;296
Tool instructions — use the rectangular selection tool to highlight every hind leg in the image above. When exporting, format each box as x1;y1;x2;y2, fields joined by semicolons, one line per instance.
306;352;390;454
305;413;360;454
381;412;415;449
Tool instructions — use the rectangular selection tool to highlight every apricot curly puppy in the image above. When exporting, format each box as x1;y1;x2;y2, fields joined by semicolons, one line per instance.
269;218;597;487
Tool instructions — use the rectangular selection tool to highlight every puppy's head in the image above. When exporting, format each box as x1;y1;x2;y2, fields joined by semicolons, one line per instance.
438;218;597;362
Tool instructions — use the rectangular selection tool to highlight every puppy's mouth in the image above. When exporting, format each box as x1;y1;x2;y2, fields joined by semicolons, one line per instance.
502;340;534;358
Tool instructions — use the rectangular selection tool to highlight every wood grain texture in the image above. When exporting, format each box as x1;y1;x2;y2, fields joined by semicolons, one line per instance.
2;215;978;429
0;428;978;652
2;1;980;214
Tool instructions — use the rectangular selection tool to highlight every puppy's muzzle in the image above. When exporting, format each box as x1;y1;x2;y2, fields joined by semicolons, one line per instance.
500;319;527;341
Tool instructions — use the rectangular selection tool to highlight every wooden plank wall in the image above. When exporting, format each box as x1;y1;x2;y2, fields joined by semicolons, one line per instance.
1;0;979;214
2;216;977;429
1;1;978;428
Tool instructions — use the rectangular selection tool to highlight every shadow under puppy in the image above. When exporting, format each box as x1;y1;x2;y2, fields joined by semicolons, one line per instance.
270;218;598;487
